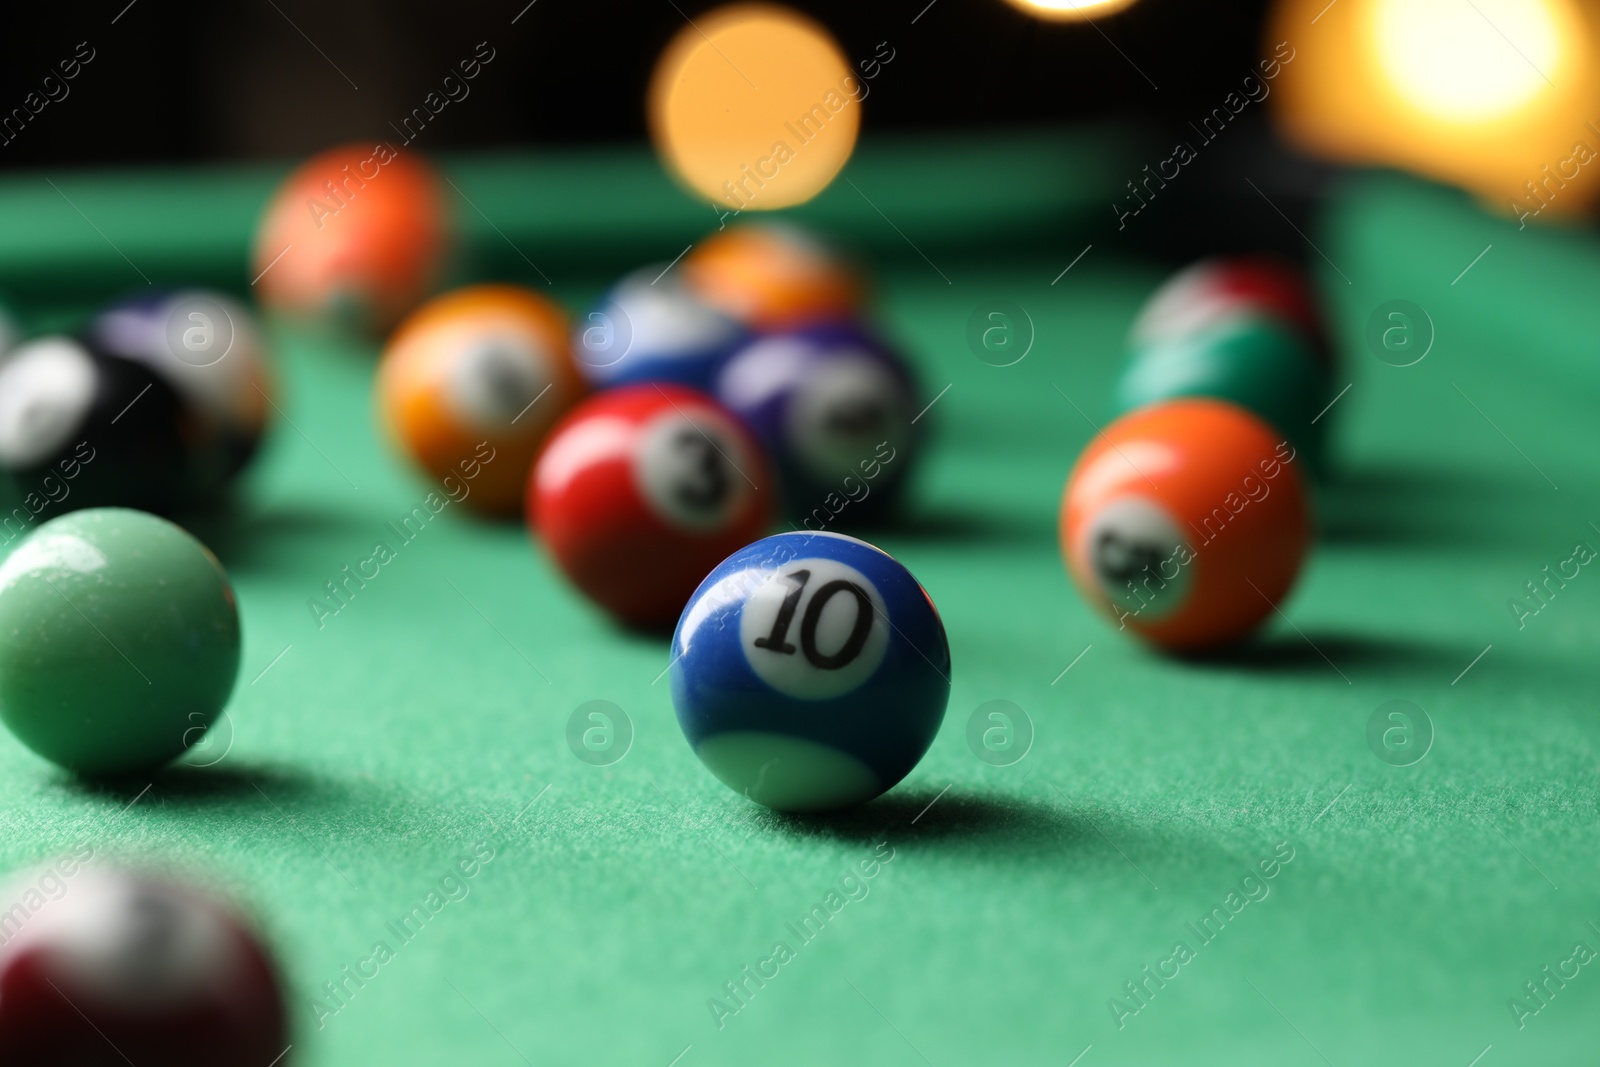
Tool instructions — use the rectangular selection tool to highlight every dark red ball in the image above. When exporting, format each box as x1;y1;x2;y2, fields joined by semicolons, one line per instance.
0;868;289;1066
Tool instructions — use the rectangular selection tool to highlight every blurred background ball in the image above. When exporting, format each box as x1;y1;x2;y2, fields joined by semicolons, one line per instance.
0;866;288;1066
85;289;275;497
573;265;749;393
253;143;448;333
684;222;863;331
716;321;919;524
0;337;194;514
379;284;584;515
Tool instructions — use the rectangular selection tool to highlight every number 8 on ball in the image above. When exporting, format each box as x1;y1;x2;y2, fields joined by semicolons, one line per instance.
670;531;950;812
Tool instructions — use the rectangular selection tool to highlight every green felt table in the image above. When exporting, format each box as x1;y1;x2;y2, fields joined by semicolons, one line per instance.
0;132;1597;1066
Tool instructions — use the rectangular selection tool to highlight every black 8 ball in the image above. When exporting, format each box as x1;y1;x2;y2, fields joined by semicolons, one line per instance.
0;336;195;514
86;289;276;493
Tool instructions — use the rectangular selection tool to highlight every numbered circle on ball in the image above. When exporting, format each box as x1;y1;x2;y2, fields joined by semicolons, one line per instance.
628;290;738;361
163;296;236;369
566;700;634;766
965;699;1034;766
785;354;911;482
738;555;890;700
634;409;752;530
1364;300;1433;367
1078;495;1194;621
448;335;553;432
0;340;97;468
1366;699;1433;767
966;301;1034;367
574;306;633;369
53;880;236;1003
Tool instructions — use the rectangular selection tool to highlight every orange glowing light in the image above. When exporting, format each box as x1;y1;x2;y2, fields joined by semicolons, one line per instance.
649;4;860;212
1269;0;1600;221
1001;0;1141;20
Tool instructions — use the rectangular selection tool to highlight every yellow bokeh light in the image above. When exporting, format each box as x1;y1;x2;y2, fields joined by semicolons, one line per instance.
1373;0;1567;123
1268;0;1600;220
1002;0;1140;19
649;4;860;212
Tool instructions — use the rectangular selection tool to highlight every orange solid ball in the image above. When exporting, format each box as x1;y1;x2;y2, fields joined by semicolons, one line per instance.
378;285;584;515
253;143;447;332
1060;399;1312;651
683;222;861;331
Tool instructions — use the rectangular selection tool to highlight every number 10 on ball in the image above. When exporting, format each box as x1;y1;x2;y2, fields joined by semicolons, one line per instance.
670;531;950;812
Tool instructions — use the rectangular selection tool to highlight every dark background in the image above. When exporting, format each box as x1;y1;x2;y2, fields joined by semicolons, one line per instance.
0;0;1273;166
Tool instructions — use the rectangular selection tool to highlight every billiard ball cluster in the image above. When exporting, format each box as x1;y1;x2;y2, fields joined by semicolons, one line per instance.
539;225;923;627
0;289;275;517
1061;257;1323;651
0;161;387;1060
372;220;926;630
0;200;1348;1065
0;174;298;1036
687;225;923;527
361;216;948;811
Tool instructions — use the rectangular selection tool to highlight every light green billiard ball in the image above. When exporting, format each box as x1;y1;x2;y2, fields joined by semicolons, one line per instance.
0;508;241;775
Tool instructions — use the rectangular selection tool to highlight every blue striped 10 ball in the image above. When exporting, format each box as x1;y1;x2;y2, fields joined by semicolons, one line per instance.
670;531;950;812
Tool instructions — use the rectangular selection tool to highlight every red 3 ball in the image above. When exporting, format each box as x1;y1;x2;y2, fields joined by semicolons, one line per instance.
530;384;772;627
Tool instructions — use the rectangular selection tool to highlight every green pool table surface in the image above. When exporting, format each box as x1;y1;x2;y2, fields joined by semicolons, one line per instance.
0;135;1597;1066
